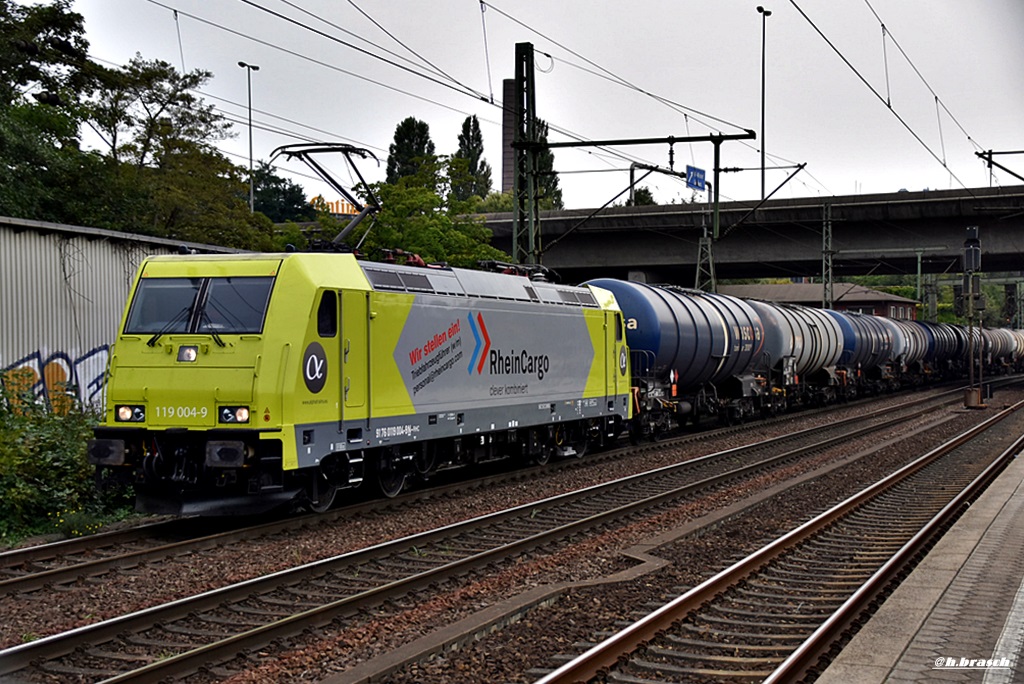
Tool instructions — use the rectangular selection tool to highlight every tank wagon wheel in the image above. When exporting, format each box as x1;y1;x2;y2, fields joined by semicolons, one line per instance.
376;447;408;498
306;454;344;514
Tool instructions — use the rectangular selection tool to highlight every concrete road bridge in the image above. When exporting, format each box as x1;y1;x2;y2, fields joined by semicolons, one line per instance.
482;185;1024;285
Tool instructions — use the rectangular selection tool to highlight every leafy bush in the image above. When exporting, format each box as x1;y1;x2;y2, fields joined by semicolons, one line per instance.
0;368;126;543
48;507;104;538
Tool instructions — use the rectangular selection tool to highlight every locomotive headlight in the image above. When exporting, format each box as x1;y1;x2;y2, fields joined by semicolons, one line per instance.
177;345;198;362
115;404;145;422
219;406;251;424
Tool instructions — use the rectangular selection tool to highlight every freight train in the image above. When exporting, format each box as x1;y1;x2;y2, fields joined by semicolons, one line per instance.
87;253;1024;515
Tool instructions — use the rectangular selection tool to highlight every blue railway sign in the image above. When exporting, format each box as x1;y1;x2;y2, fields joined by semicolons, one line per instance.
686;165;706;191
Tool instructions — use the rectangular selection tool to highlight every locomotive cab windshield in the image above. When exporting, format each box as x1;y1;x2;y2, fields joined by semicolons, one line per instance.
126;276;275;341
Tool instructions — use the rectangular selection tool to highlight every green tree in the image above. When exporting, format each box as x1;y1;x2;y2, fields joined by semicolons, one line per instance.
354;156;507;267
0;0;92;107
386;116;435;183
0;0;100;223
453;115;492;201
0;0;298;251
0;101;85;222
535;118;563;210
253;160;316;223
85;55;230;168
81;56;269;248
626;186;657;206
474;191;514;213
144;136;274;249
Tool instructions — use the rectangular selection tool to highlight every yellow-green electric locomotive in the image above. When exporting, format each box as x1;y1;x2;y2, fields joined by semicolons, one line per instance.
88;253;631;515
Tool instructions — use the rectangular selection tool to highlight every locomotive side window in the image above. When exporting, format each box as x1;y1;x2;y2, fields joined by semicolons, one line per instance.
200;277;274;333
317;291;337;337
124;278;202;333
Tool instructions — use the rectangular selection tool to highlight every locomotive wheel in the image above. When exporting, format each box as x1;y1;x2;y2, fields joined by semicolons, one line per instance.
306;455;343;513
307;475;339;511
307;484;338;514
376;448;407;498
413;445;436;479
554;424;587;458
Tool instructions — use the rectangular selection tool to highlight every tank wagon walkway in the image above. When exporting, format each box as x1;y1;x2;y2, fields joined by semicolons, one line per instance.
818;448;1024;683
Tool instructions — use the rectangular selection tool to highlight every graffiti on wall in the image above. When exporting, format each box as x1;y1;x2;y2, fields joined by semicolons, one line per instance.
1;345;110;407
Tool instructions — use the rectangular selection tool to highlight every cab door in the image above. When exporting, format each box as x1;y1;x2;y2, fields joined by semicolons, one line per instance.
614;312;630;417
341;290;369;420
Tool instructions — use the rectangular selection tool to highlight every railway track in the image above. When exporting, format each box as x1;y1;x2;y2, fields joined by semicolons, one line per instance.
535;396;1024;684
0;385;987;681
0;382;977;600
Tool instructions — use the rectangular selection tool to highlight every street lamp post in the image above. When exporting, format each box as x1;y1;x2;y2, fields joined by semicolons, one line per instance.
757;5;771;201
238;61;260;212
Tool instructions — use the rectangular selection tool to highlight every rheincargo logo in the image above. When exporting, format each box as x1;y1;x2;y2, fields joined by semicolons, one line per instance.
490;348;550;380
467;312;491;374
467;312;550;381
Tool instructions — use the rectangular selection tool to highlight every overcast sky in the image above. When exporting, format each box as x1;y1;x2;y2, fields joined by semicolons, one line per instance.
66;0;1024;210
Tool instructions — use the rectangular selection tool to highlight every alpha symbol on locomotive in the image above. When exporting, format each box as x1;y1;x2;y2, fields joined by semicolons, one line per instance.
303;342;328;393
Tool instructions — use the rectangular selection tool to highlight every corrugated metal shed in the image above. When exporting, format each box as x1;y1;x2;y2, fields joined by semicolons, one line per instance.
0;216;240;406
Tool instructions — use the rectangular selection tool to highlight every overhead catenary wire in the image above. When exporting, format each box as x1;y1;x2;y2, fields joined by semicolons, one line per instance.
231;0;489;101
202;0;829;202
145;0;496;121
144;2;495;127
481;1;749;135
788;0;976;198
271;0;458;81
880;24;891;107
84;0;1005;211
344;0;478;95
173;9;186;72
147;1;829;204
861;0;984;153
198;89;387;155
271;0;485;103
147;0;677;197
478;1;495;104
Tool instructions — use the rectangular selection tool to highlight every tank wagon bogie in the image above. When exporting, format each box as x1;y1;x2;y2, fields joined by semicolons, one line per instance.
89;254;630;515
